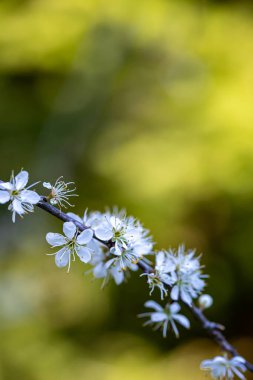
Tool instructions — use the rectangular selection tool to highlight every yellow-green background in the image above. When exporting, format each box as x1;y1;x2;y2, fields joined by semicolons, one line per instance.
0;0;253;379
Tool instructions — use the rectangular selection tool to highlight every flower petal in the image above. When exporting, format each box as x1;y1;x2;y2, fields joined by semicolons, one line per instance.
111;265;124;284
95;227;113;241
0;181;13;191
21;190;40;204
43;182;52;189
171;285;179;300
0;190;10;204
46;233;66;246
67;212;83;224
15;171;29;190
63;222;76;239
93;262;107;278
77;246;92;263
77;229;93;245
173;314;190;329
144;300;163;312
55;248;70;268
181;289;192;305
151;312;167;322
170;302;181;314
12;199;24;214
156;251;165;267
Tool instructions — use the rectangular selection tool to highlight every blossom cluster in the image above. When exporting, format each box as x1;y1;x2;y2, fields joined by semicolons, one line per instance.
201;355;247;380
66;208;154;285
0;169;249;380
143;246;206;305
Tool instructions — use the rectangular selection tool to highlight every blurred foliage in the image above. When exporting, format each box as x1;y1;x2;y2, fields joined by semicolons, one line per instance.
1;0;253;379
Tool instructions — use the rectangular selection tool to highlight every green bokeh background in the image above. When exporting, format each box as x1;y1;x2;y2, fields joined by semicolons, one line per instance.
1;0;253;379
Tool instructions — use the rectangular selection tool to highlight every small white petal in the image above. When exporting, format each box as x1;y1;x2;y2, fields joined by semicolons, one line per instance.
200;360;213;369
12;211;16;223
0;190;10;204
77;247;92;263
0;182;14;191
151;312;167;322
15;171;29;190
43;182;52;189
171;285;179;300
95;227;113;241
93;263;107;278
109;216;122;229
170;319;179;338
156;251;165;267
170;302;181;314
144;300;163;312
77;229;93;245
111;265;124;284
129;263;138;271
104;258;115;269
181;289;192;305
230;357;246;366
55;248;70;268
20;190;40;204
173;314;190;329
63;222;76;239
12;199;24;214
67;212;83;224
46;233;66;246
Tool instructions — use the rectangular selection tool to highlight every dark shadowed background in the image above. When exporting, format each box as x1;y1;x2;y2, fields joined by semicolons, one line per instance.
1;0;253;379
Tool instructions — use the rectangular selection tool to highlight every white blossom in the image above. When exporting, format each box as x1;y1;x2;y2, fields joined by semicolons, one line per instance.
139;300;190;338
91;209;153;271
46;221;93;272
88;235;138;286
43;177;77;208
0;170;40;222
200;355;247;380
67;210;146;284
67;210;103;228
91;252;126;286
198;294;213;310
144;246;206;304
141;251;176;299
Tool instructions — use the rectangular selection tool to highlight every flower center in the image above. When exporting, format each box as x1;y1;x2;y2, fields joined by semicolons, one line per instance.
113;230;123;238
11;190;19;196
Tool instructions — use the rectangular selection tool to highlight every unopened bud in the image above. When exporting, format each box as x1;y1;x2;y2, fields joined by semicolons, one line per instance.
198;294;213;310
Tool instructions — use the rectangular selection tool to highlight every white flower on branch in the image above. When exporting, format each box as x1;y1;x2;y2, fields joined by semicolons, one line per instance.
91;250;127;286
139;300;190;338
144;246;206;304
67;210;103;228
46;222;94;272
43;177;77;208
141;251;177;299
67;210;148;285
0;170;40;222
91;209;154;271
201;355;247;380
66;211;126;285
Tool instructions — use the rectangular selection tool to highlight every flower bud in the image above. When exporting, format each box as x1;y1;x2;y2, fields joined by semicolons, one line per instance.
198;294;213;310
